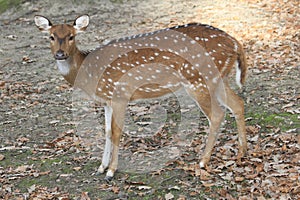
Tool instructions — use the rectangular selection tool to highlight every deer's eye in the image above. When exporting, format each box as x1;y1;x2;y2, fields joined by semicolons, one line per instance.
69;35;74;41
50;36;55;41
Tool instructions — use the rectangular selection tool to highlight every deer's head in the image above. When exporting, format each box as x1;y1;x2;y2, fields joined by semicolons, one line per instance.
34;15;89;60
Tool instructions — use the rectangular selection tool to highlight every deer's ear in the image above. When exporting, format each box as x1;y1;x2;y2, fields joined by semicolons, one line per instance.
73;15;89;33
34;15;52;33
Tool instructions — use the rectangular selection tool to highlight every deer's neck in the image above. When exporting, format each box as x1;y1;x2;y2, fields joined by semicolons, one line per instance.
56;47;88;85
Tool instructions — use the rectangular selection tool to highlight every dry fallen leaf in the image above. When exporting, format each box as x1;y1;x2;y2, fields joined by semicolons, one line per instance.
235;176;244;182
165;192;174;200
15;165;29;173
0;154;5;161
177;195;187;200
0;80;5;87
80;192;91;200
195;168;211;181
73;167;82;171
111;186;120;194
27;185;36;194
202;182;215;187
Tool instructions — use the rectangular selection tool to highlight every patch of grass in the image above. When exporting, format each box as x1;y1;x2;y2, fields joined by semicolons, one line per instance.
15;175;52;193
110;0;126;4
0;0;22;14
222;111;298;134
1;150;80;193
246;112;298;132
1;149;35;167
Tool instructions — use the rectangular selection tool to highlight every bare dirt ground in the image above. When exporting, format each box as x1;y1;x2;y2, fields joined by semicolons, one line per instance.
0;0;299;199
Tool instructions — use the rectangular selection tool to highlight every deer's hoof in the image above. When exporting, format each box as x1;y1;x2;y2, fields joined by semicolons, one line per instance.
96;164;107;175
104;169;115;182
237;145;247;158
199;157;210;168
199;161;205;168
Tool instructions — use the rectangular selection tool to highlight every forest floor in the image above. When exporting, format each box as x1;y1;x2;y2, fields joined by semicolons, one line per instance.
0;0;299;199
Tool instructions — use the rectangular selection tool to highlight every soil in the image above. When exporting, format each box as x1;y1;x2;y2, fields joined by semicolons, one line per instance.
0;0;299;199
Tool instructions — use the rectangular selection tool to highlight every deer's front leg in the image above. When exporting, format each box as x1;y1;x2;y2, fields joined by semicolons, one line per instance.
105;112;123;180
97;106;113;174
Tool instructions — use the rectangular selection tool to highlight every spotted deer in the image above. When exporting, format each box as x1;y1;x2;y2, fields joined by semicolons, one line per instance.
34;14;247;180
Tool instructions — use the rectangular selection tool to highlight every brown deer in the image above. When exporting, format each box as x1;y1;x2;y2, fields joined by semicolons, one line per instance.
34;14;247;180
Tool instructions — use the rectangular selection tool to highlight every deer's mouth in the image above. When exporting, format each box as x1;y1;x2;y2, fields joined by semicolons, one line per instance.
55;55;69;60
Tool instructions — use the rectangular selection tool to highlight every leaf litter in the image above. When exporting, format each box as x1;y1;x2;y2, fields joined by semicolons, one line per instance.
0;0;299;199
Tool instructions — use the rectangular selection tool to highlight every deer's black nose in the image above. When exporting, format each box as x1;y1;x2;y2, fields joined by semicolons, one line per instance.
54;50;68;60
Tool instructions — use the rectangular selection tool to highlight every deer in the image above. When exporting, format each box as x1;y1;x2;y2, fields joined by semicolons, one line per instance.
34;14;247;180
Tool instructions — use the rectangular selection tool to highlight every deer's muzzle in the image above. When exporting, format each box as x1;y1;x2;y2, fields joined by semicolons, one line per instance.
54;50;68;60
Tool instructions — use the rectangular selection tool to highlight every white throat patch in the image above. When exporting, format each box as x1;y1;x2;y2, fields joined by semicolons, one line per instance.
56;60;70;75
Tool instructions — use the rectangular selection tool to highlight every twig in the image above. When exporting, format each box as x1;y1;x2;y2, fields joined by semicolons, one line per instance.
0;146;31;151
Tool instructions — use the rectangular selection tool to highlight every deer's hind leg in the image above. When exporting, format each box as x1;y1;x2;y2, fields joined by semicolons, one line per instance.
217;83;247;160
186;89;225;168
